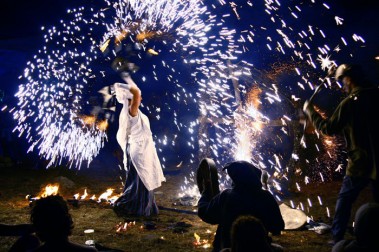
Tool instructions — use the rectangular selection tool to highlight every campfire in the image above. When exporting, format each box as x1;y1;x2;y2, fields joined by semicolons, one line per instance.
26;183;121;207
26;183;59;202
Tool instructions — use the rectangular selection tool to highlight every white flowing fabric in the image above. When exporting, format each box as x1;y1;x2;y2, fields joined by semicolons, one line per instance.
116;106;165;191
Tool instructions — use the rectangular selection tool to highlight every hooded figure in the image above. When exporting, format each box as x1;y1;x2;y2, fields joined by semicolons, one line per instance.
197;160;284;252
332;202;379;252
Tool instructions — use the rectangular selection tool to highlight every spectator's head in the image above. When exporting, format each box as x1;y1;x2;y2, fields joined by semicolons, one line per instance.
354;202;379;247
31;195;73;242
223;161;262;189
230;215;272;252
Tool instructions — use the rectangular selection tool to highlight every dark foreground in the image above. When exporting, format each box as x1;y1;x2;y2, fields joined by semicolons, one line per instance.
0;164;372;252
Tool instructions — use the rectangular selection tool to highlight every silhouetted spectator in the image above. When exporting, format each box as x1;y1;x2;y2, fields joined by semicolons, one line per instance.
220;215;284;252
197;159;284;252
332;202;379;252
30;195;97;252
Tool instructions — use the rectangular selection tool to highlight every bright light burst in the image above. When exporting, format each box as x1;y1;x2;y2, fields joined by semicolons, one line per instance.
12;0;368;214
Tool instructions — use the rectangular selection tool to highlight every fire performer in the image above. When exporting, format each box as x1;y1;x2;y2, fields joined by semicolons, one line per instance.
303;63;379;245
113;73;165;217
197;159;284;252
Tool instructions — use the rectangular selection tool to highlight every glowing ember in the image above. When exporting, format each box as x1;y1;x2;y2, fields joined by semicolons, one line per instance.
193;232;211;248
116;221;136;233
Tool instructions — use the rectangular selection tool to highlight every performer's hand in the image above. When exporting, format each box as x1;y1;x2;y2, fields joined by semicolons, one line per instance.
115;88;133;104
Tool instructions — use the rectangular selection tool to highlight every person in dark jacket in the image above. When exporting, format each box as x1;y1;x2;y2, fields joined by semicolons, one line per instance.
303;63;379;244
197;160;284;252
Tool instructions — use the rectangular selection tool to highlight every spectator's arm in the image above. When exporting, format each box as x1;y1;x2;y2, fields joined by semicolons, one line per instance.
0;224;35;236
197;191;225;224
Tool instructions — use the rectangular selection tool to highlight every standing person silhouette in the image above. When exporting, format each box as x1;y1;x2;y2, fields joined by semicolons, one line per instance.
303;63;379;244
113;73;165;217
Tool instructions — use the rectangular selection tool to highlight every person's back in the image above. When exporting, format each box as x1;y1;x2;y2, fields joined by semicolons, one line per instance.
198;160;284;251
208;186;283;251
30;195;97;252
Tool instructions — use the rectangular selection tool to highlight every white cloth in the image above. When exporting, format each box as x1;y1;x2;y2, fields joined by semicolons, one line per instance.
279;203;307;230
116;107;165;191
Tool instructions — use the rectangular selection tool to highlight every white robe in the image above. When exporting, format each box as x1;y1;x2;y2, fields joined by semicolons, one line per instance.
116;107;165;191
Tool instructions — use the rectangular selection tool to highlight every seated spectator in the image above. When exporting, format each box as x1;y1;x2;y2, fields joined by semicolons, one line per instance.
197;159;284;252
220;215;284;252
30;195;98;252
332;202;379;252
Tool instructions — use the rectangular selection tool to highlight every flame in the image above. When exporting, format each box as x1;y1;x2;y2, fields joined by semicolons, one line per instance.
194;232;200;245
116;222;127;232
26;183;59;201
82;115;96;126
193;232;210;248
40;184;59;198
97;120;108;132
97;188;121;203
80;189;88;200
72;189;89;200
116;221;136;233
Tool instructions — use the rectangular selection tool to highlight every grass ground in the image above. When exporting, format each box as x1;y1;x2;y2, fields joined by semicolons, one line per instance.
0;164;372;252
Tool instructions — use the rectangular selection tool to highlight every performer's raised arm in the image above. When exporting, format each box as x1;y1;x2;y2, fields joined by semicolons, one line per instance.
114;77;141;117
124;75;141;117
114;75;142;117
